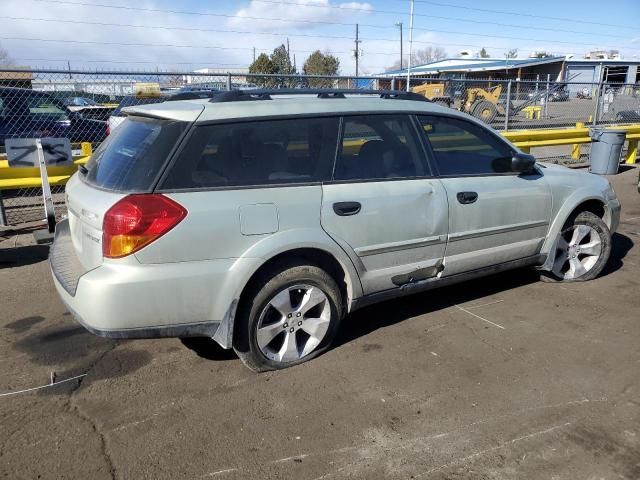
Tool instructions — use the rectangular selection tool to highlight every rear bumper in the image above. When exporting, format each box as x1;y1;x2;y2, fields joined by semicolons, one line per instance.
50;220;261;340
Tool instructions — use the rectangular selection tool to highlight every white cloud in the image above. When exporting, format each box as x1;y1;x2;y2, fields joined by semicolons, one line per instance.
227;0;372;31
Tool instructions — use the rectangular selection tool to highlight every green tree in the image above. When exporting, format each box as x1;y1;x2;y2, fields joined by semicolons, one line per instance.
271;43;296;87
249;43;297;88
248;52;277;87
478;48;490;58
303;50;340;87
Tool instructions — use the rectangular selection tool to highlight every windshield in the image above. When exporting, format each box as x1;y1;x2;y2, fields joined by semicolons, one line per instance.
84;116;187;191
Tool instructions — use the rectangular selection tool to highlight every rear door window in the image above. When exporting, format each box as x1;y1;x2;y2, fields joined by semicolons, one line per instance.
162;117;339;189
84;116;187;191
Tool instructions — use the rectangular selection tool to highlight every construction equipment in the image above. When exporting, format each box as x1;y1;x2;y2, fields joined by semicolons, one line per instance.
461;85;507;123
411;83;452;107
461;76;580;123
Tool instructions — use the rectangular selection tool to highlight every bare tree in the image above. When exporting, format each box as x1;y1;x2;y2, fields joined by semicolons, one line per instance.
505;48;518;59
0;42;13;66
386;46;447;71
411;46;447;66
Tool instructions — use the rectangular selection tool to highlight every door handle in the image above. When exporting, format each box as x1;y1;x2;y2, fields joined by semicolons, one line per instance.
333;201;361;216
456;191;478;204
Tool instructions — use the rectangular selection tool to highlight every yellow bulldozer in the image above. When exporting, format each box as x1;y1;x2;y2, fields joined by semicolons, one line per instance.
460;85;510;123
411;82;506;121
411;83;452;108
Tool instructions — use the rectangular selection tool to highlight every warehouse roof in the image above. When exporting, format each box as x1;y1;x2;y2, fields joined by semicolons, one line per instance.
377;56;565;77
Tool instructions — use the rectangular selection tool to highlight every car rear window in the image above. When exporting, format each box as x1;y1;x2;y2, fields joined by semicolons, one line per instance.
84;116;187;192
112;96;164;116
161;117;340;189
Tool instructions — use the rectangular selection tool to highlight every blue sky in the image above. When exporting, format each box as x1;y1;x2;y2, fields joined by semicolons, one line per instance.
0;0;638;74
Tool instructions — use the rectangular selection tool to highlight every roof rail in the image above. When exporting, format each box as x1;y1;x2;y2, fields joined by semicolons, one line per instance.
207;89;430;103
168;90;222;101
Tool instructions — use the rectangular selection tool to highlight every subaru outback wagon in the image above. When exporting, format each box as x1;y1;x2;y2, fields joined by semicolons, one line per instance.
50;89;621;372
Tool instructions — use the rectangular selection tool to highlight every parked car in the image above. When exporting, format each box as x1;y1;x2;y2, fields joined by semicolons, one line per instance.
50;89;621;372
616;109;640;122
0;87;107;145
107;95;166;134
62;96;99;108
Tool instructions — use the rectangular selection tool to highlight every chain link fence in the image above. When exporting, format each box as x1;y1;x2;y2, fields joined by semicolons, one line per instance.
1;68;638;228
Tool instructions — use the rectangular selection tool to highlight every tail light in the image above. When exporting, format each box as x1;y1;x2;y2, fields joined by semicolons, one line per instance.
106;123;110;136
103;194;187;258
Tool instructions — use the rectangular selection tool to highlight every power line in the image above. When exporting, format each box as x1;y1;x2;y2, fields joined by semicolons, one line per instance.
0;36;399;56
405;0;638;31
415;14;630;39
14;58;249;66
220;0;640;32
4;14;630;46
25;0;637;50
0;15;505;51
2;16;362;41
29;0;367;28
12;57;395;71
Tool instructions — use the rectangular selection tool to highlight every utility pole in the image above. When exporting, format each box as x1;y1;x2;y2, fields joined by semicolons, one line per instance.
406;0;415;91
354;23;361;77
252;47;256;63
395;22;403;70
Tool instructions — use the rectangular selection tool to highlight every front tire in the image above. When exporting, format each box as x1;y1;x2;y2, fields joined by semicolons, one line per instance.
233;261;342;372
471;100;498;123
541;211;611;282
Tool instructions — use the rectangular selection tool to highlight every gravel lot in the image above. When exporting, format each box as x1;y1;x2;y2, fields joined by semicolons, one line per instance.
1;166;639;480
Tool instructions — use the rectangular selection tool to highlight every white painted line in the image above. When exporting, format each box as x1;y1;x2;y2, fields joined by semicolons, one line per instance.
270;454;309;464
414;422;571;478
455;305;505;330
623;216;640;222
465;299;505;310
0;373;86;397
201;468;238;477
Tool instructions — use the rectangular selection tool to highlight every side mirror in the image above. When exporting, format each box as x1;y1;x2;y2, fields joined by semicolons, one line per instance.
511;152;536;174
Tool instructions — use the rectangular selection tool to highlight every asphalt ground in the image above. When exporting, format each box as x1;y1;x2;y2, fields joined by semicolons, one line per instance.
1;166;639;480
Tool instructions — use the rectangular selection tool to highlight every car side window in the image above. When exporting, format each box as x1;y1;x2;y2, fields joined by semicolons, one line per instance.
162;117;339;189
418;115;514;176
334;115;426;181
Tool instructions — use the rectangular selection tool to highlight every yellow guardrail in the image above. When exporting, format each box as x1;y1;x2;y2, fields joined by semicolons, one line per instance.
0;143;92;191
1;125;639;191
503;123;640;164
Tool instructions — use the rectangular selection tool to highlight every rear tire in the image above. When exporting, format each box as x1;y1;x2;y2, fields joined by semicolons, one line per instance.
540;211;611;282
233;260;342;372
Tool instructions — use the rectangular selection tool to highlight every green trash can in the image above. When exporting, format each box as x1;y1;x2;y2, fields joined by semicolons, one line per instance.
589;129;625;175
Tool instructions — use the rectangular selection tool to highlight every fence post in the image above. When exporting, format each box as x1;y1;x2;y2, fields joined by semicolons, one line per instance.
0;191;7;227
504;80;512;131
592;82;602;126
226;73;232;91
391;77;396;90
544;74;550;119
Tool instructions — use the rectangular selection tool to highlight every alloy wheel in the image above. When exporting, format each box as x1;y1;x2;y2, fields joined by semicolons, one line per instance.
256;284;331;363
551;225;603;280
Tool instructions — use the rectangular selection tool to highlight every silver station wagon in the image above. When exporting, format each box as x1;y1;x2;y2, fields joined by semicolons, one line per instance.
50;89;621;372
